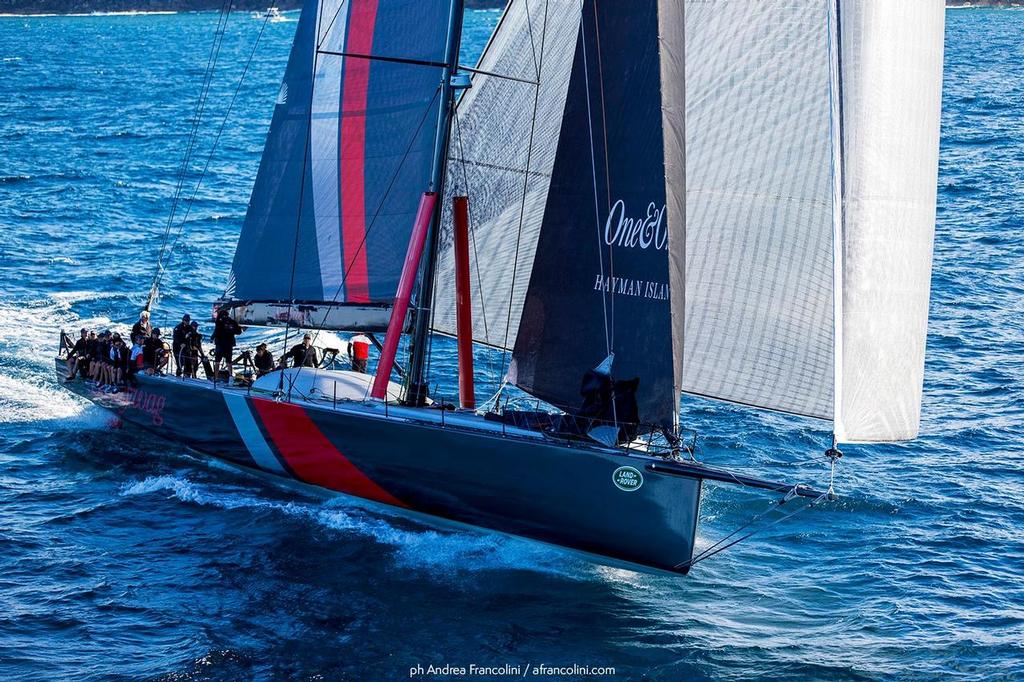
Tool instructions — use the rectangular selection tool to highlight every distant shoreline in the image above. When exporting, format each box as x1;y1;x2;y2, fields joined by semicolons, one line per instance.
0;0;1019;17
0;0;506;16
947;0;1024;6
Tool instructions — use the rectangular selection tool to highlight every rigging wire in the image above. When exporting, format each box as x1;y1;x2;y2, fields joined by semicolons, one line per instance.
278;0;325;398
315;0;350;52
166;2;232;226
589;0;614;349
522;0;541;84
149;9;271;309
498;0;550;385
149;0;235;309
678;488;829;571
579;7;611;358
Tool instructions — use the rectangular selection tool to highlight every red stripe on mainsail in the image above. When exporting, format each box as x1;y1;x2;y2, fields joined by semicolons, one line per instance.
338;0;379;303
251;399;406;507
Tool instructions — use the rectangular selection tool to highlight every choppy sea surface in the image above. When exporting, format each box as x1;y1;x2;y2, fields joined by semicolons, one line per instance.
1;8;1022;681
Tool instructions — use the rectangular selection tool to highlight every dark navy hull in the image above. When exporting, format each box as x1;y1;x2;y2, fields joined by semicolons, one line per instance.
56;361;702;574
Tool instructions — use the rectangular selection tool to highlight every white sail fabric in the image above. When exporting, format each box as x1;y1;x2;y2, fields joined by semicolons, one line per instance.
431;0;583;349
835;2;945;442
682;0;944;442
682;0;837;420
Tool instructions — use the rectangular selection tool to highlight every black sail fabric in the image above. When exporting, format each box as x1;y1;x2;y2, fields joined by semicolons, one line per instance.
509;0;684;429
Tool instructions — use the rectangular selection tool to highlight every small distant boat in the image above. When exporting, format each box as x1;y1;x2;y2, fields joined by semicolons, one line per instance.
56;0;947;575
252;6;285;21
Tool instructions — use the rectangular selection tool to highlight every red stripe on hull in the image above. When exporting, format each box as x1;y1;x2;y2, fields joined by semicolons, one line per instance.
338;0;379;303
251;399;406;507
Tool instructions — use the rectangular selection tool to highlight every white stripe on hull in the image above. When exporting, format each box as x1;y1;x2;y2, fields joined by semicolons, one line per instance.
223;393;289;475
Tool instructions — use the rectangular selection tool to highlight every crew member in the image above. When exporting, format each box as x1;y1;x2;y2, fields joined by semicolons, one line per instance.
348;333;371;374
92;331;111;385
127;333;145;385
65;328;89;381
211;308;243;378
143;328;167;375
253;342;275;377
109;335;127;390
182;321;203;378
172;314;191;377
131;310;151;343
284;334;319;368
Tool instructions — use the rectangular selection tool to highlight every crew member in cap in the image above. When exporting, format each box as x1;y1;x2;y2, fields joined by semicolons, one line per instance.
253;342;275;377
284;333;320;368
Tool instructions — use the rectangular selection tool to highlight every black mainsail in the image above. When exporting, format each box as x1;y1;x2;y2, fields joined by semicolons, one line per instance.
508;0;683;428
430;0;687;428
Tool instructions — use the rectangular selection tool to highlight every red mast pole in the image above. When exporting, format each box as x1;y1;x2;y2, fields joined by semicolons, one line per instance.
371;192;437;400
453;196;475;409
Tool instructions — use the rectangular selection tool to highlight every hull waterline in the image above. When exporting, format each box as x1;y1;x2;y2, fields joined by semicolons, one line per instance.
55;360;702;574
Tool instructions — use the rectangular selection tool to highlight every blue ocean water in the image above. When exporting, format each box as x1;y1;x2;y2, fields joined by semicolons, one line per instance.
0;7;1022;680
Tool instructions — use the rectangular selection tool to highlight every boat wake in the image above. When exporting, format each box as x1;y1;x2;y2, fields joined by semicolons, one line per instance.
120;474;579;579
0;295;122;427
0;373;105;426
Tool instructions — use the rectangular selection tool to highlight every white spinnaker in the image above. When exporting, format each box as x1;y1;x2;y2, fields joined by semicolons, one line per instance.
683;0;836;419
835;1;945;442
432;0;582;349
682;0;944;442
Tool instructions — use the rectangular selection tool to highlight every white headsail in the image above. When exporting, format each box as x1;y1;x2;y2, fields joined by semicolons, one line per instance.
683;0;945;442
833;2;945;441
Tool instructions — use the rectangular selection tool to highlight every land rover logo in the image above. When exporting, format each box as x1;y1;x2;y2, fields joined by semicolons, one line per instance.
612;466;643;492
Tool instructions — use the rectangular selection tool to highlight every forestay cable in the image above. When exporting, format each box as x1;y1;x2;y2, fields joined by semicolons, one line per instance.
148;1;235;309
149;11;273;307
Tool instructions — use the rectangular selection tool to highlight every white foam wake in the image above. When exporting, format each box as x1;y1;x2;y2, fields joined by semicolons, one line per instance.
120;474;578;578
0;293;122;426
0;374;106;425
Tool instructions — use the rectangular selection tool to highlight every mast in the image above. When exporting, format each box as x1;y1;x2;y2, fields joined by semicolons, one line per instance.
405;0;465;404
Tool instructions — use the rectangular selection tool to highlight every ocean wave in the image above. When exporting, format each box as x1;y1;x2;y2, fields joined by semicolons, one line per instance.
119;474;577;578
47;256;80;266
0;373;104;426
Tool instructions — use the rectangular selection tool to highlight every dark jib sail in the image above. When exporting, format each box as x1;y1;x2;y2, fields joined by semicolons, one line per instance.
226;0;453;320
509;0;684;429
